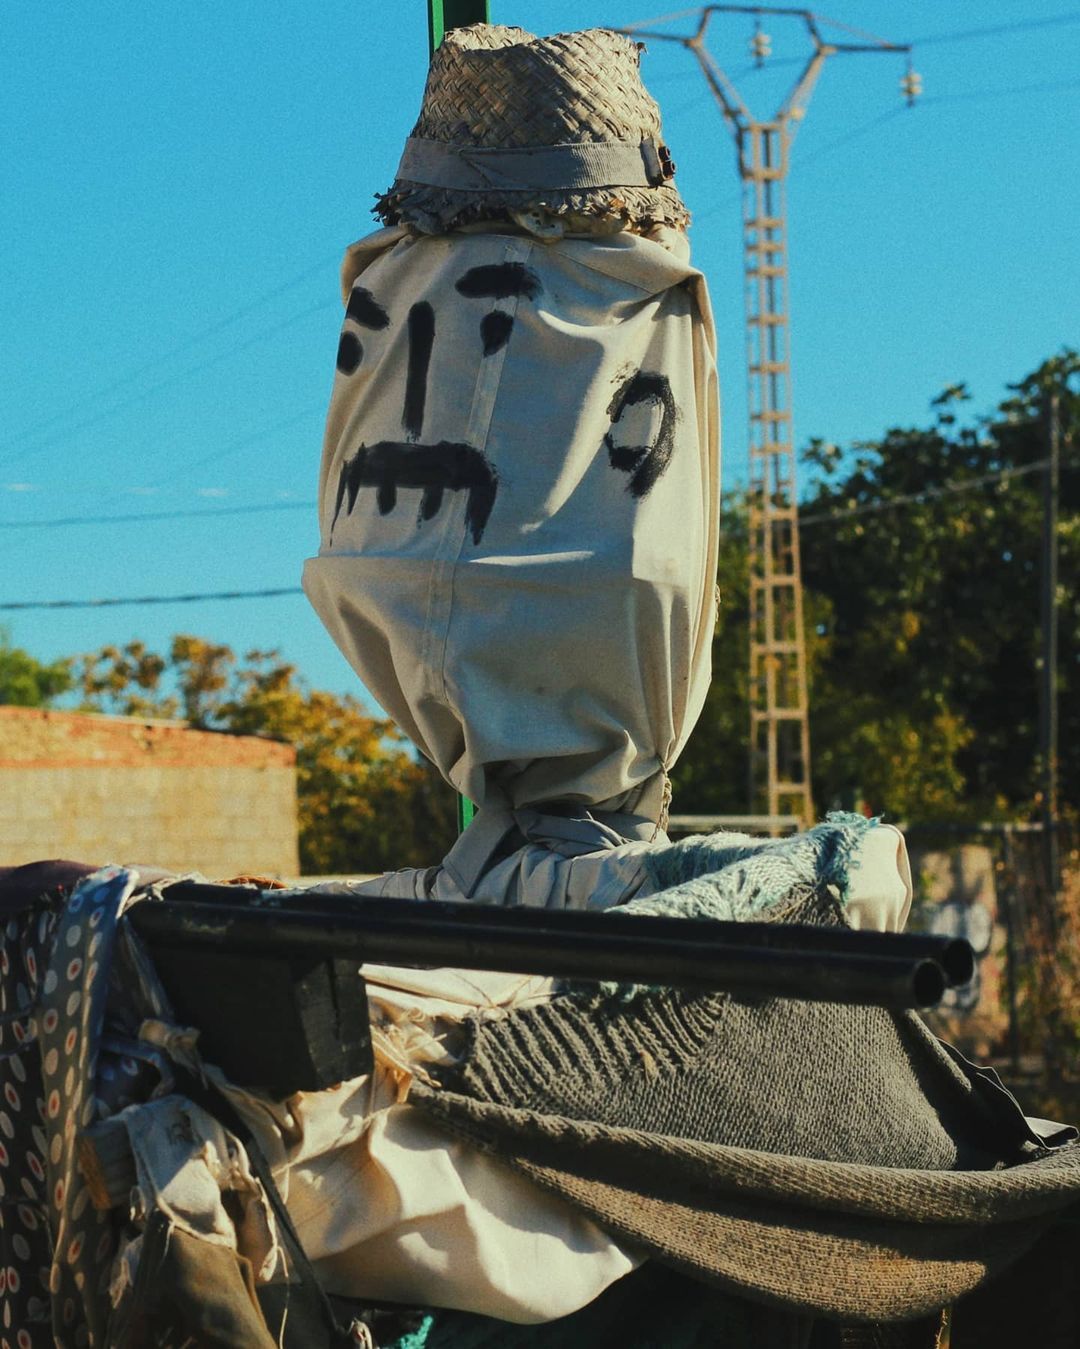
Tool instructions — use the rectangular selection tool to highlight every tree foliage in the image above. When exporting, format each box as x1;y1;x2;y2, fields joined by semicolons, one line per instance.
75;636;456;874
675;352;1079;824
0;630;72;707
802;350;1078;819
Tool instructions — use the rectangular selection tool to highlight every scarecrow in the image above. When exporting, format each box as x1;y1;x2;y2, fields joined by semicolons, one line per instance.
303;23;726;909
303;22;911;921
2;23;1080;1349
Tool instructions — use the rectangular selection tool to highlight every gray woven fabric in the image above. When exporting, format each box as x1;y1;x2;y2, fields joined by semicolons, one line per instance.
411;886;1080;1323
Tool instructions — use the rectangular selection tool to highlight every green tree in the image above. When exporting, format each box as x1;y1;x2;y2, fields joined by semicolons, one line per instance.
800;351;1078;820
676;352;1078;824
0;630;72;706
671;499;751;814
671;497;831;817
76;636;456;873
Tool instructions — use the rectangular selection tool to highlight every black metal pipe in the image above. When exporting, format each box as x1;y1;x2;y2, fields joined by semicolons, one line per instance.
129;891;955;1009
151;884;974;987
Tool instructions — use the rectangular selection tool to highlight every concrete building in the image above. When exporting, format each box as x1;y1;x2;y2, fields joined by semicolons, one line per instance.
0;706;298;878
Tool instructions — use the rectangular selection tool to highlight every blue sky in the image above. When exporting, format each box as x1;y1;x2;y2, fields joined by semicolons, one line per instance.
2;1;1078;708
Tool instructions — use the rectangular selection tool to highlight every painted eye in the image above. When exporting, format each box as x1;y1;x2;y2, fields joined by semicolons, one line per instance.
337;287;391;377
455;263;542;302
480;312;514;356
455;263;543;359
336;332;363;375
604;371;678;499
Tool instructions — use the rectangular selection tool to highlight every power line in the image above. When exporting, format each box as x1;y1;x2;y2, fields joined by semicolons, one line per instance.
919;77;1080;105
906;13;1080;47
0;500;317;531
629;8;1080;47
0;404;323;553
148;405;324;488
0;300;336;473
625;5;701;27
809;13;911;47
2;254;336;449
699;72;1079;214
4;455;1071;606
747;78;1079;179
798;458;1053;528
791;105;908;171
0;405;323;514
2;455;1045;535
0;588;305;612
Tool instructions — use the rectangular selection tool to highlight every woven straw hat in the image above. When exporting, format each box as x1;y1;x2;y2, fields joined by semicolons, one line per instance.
375;25;688;235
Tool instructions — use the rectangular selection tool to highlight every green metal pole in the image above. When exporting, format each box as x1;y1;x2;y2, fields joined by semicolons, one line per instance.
428;0;491;54
427;0;489;829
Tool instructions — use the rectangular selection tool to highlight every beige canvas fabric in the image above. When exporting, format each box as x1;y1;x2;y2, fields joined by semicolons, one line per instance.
220;967;641;1323
303;221;719;820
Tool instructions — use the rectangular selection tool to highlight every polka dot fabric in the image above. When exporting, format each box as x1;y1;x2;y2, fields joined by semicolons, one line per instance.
38;867;139;1349
0;868;148;1347
0;895;61;1347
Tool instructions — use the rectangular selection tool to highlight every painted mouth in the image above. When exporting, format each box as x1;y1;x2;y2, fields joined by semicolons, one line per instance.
331;440;499;546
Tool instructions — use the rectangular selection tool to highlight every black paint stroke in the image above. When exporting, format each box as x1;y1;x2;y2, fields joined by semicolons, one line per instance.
332;441;498;545
336;331;363;375
403;302;435;442
345;287;390;329
455;263;543;302
480;311;514;357
604;371;678;499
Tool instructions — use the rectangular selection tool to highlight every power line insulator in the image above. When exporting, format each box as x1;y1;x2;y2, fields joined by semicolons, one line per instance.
901;66;923;106
750;27;771;66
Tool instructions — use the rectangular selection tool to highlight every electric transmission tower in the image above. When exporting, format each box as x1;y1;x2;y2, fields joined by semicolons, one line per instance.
624;7;918;827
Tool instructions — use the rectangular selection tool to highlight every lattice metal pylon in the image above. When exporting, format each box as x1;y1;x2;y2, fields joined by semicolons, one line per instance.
741;117;812;825
621;7;913;827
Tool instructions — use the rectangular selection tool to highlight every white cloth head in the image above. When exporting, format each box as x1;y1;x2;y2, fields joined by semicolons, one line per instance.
303;223;719;818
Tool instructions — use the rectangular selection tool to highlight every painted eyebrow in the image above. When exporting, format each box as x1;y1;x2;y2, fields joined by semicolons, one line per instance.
455;263;543;302
345;287;390;329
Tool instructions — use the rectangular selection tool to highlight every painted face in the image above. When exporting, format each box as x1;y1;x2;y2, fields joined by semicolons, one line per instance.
329;259;678;549
305;228;718;817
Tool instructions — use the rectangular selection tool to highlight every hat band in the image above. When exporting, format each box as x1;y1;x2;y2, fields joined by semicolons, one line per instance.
395;137;672;193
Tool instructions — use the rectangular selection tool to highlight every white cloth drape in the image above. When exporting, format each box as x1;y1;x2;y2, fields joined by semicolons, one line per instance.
221;967;642;1324
303;223;719;819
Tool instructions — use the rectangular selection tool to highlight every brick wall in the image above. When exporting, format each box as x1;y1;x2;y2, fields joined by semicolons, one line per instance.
0;707;299;878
